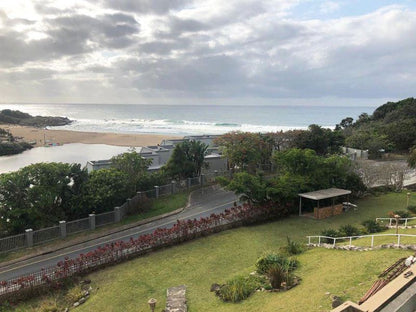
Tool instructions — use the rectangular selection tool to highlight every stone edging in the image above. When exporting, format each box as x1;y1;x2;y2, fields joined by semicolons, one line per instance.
308;243;416;252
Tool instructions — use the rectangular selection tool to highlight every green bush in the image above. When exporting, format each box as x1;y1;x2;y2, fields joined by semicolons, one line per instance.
408;205;416;214
255;252;298;274
217;276;258;302
320;229;339;243
281;236;304;255
338;224;361;237
267;262;294;290
393;210;411;219
361;220;384;233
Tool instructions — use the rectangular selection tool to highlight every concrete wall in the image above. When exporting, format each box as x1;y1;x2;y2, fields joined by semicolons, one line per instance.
204;155;228;173
342;147;369;160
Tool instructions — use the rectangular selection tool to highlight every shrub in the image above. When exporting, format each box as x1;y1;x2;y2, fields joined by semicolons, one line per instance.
338;224;361;237
361;220;384;233
393;210;411;219
267;262;294;290
320;229;339;243
281;236;304;255
408;205;416;214
255;252;298;274
217;276;258;302
64;286;84;303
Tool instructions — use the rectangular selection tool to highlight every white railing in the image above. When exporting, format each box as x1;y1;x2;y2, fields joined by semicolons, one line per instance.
376;217;416;227
307;233;416;248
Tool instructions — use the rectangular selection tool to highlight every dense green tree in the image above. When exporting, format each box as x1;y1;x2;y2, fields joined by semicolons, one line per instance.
0;163;87;234
80;168;130;215
111;149;152;193
164;140;208;179
219;172;268;204
292;124;344;155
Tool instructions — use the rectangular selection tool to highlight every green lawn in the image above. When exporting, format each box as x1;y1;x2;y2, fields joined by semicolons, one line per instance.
11;191;416;312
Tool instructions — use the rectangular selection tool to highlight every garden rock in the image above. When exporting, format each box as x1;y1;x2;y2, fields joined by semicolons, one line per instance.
165;285;187;312
210;283;221;292
79;297;86;304
331;295;343;308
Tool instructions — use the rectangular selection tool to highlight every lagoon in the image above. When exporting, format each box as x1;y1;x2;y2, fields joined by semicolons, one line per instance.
0;143;131;174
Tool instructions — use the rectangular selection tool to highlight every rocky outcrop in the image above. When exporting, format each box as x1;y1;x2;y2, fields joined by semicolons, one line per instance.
0;109;72;127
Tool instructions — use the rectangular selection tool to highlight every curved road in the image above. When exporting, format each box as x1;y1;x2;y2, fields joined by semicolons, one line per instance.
0;187;238;281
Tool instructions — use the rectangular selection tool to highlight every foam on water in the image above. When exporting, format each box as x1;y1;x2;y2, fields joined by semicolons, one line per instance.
52;118;311;135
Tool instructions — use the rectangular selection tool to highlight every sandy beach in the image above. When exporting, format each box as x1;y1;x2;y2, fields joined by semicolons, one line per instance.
4;125;181;147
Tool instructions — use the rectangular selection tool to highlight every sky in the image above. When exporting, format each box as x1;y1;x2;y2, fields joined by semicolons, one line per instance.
0;0;415;105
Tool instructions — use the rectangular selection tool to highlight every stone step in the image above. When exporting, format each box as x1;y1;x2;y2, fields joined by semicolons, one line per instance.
165;285;187;312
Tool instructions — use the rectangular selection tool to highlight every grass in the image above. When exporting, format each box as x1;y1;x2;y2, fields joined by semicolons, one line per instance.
0;192;189;264
9;191;416;311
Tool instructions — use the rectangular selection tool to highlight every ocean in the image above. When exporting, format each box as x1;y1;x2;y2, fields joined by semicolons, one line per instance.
0;103;375;136
0;103;376;173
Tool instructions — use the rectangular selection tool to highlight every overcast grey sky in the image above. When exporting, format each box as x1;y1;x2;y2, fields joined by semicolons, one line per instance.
0;1;415;105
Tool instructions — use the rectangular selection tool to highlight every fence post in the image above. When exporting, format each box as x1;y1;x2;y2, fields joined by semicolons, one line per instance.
333;238;336;248
89;214;96;230
126;198;131;211
155;186;159;198
171;181;176;194
349;237;352;247
398;234;401;246
25;229;33;248
59;221;67;239
371;235;374;248
187;178;191;189
114;207;121;223
389;219;392;227
308;237;311;245
137;191;142;201
318;236;321;246
405;219;408;227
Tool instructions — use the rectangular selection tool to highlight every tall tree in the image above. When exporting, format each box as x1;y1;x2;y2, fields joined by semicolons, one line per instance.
111;149;152;193
164;140;208;179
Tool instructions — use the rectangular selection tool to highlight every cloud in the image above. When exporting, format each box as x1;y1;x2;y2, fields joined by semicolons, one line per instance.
0;1;415;104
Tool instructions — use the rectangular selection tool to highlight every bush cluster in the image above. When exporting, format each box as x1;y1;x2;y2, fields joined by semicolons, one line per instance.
320;221;385;243
217;276;258;302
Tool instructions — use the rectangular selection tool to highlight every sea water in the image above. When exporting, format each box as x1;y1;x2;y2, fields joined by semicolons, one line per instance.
0;103;375;136
0;103;375;173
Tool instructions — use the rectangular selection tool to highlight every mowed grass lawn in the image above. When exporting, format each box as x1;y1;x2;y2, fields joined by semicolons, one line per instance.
15;191;416;312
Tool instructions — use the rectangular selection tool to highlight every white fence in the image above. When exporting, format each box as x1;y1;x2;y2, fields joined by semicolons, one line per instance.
376;217;416;228
307;233;416;248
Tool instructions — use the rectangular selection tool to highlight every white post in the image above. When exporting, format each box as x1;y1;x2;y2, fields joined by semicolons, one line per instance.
59;221;67;238
405;219;408;227
333;238;336;248
349;237;352;247
398;234;401;246
318;236;321;245
371;235;374;248
389;219;392;227
308;237;311;245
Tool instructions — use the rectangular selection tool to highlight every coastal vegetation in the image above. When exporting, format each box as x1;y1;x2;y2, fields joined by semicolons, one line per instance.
336;97;416;158
0;109;71;128
0;127;33;156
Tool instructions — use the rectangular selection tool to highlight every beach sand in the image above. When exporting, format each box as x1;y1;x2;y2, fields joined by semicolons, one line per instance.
4;125;180;147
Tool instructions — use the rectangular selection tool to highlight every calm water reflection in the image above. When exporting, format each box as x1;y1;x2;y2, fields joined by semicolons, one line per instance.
0;143;131;174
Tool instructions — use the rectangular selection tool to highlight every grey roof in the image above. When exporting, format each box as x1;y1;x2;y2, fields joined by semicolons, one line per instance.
298;188;351;200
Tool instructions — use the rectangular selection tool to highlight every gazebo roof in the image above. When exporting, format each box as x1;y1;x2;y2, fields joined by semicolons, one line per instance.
298;188;351;201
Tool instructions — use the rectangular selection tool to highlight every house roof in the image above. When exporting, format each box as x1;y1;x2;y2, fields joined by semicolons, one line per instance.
298;188;351;200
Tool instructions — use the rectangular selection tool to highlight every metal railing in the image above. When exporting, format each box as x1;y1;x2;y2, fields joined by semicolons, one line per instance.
33;226;60;246
96;212;115;228
66;218;90;235
307;233;416;248
376;217;416;227
0;171;230;253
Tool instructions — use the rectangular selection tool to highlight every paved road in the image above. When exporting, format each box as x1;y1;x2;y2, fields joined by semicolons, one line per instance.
0;186;238;281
